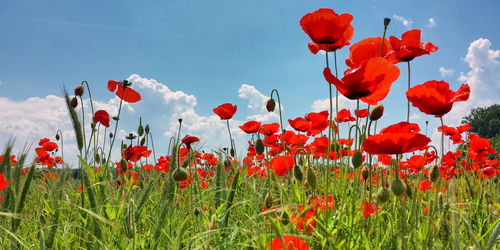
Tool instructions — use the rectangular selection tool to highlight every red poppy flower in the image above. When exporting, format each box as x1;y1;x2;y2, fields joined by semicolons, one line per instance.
124;145;152;162
346;37;392;68
300;8;354;50
0;172;10;192
288;117;311;132
355;109;369;118
305;111;329;136
259;123;280;136
324;57;400;105
335;109;356;123
363;122;430;155
467;134;495;161
406;81;470;117
270;155;294;176
38;138;50;146
93;110;110;128
108;80;141;103
438;125;457;136
42;142;58;152
268;235;309;250
361;201;378;218
182;135;199;149
387;29;438;63
239;121;261;134
213;103;237;120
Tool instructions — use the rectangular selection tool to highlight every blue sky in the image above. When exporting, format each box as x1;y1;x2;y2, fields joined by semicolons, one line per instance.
1;0;499;165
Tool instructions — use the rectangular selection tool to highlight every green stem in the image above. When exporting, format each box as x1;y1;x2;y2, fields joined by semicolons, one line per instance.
106;88;125;172
407;62;411;123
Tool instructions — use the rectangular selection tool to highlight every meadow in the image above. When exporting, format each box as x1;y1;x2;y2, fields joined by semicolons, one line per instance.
0;8;499;249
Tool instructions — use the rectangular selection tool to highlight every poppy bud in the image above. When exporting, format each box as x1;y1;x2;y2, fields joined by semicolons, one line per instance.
230;148;235;157
109;132;114;139
91;122;96;131
122;143;127;149
224;158;231;169
405;183;413;198
307;167;317;190
352;151;363;169
173;167;188;181
113;116;119;121
391;179;406;196
266;98;276;112
140;137;146;146
74;85;84;97
95;153;100;162
70;97;78;108
102;158;106;165
55;134;60;141
194;207;201;216
429;165;439;183
145;124;150;134
255;138;265;155
298;157;304;166
120;158;128;173
138;124;144;137
281;211;290;225
330;140;340;152
438;192;444;211
370;104;384;121
361;166;369;181
384;17;391;28
294;164;303;182
376;187;390;203
264;192;273;209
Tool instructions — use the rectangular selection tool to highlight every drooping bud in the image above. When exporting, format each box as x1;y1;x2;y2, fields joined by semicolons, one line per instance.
391;179;406;196
361;166;369;181
330;140;340;152
254;138;265;155
74;85;84;97
55;133;60;141
264;192;273;209
95;153;100;162
352;151;363;169
266;98;276;112
376;187;390;203
369;103;384;121
429;164;439;183
70;97;78;108
307;167;317;190
294;164;303;182
173;167;189;181
384;17;391;28
109;132;114;139
120;158;128;173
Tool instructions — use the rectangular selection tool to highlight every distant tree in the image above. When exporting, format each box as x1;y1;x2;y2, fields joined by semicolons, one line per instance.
462;104;500;139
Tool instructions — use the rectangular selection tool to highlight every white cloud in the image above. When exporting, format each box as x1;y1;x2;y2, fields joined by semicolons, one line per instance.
425;18;436;28
439;67;455;77
311;95;358;112
446;38;500;126
393;15;413;29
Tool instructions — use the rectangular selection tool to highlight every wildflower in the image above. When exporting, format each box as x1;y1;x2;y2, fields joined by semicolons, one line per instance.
387;29;438;63
213;103;237;120
108;80;141;103
363;122;430;154
300;8;354;50
94;110;110;127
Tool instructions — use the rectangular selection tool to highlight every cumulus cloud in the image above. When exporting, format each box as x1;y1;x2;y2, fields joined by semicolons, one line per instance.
425;18;436;28
238;84;279;122
311;95;358;113
393;15;413;29
439;67;455;77
446;38;500;126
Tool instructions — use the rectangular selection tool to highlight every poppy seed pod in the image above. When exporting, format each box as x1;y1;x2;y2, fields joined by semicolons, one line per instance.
70;97;78;108
369;104;384;121
391;179;406;196
430;164;439;183
376;187;390;203
74;85;84;97
255;138;265;155
266;98;276;112
281;211;290;225
384;17;391;27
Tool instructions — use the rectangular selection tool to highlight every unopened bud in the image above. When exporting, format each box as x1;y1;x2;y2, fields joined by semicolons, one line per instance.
140;137;146;146
370;104;384;121
70;97;78;108
112;116;119;121
138;124;144;137
352;151;363;168
145;124;150;134
307;167;317;190
376;187;391;203
230;148;235;157
74;85;84;97
254;138;265;155
294;164;303;182
430;165;439;183
266;98;276;112
384;17;391;28
330;140;340;152
173;167;189;181
405;183;413;198
224;158;231;169
361;166;369;180
95;153;100;162
391;179;406;196
109;132;113;139
281;211;290;225
120;158;128;173
55;134;60;141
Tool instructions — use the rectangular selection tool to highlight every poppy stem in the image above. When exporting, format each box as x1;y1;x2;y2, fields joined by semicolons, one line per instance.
325;44;333;192
226;119;235;157
406;62;411;122
56;129;64;168
106;88;125;171
270;89;289;184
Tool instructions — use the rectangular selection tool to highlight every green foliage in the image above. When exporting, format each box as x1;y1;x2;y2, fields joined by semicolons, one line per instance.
463;104;500;139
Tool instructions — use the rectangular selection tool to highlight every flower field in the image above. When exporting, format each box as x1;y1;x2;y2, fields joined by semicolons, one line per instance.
0;8;499;250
